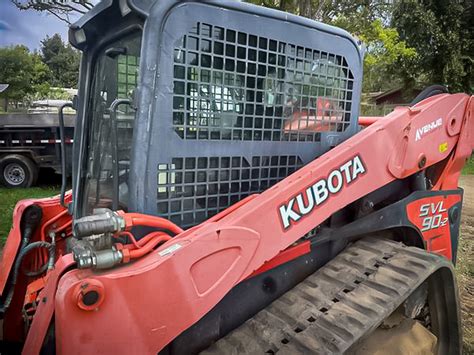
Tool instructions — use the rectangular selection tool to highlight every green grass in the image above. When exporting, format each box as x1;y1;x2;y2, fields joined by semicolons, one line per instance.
0;186;60;247
462;156;474;175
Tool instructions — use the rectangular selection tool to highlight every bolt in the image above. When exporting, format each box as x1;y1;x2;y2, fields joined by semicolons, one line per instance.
418;156;426;169
362;200;374;212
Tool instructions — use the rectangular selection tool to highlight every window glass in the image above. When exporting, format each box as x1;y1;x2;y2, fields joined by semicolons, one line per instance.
83;31;142;214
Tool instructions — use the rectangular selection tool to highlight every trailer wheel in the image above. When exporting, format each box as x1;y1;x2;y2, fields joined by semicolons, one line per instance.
0;154;38;188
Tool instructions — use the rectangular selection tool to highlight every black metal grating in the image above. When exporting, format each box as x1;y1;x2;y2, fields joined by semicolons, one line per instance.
172;22;354;141
157;155;303;227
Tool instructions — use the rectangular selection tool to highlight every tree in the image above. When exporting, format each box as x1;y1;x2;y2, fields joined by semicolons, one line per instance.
392;0;473;93
31;53;52;97
40;34;81;88
11;0;94;24
247;0;391;23
0;46;41;111
355;20;417;92
0;46;54;111
248;0;416;92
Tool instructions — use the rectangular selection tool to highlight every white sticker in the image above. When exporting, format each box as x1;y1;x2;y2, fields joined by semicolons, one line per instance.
158;243;182;256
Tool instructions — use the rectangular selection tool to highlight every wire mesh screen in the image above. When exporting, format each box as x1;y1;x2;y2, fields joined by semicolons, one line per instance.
117;54;139;99
157;155;303;227
172;22;354;141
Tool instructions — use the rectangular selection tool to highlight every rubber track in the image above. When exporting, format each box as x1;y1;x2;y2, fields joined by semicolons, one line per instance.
202;237;450;354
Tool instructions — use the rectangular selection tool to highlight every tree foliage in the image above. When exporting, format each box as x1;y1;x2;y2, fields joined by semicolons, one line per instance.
0;45;51;110
0;34;81;111
248;0;472;93
30;52;52;97
247;0;390;23
11;0;94;24
392;0;473;93
8;0;473;95
248;0;416;92
357;20;417;91
40;34;81;88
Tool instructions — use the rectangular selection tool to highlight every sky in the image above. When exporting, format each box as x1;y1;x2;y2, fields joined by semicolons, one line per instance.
0;0;79;50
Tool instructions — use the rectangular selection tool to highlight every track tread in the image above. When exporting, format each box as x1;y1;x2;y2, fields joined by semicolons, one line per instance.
201;237;450;354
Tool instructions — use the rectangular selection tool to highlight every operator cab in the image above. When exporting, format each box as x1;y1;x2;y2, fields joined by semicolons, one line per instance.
69;0;363;227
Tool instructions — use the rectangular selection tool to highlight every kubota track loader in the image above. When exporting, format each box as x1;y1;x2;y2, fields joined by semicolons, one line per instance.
0;1;473;354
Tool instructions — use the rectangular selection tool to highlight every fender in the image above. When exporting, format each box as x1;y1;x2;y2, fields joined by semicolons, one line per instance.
312;189;463;262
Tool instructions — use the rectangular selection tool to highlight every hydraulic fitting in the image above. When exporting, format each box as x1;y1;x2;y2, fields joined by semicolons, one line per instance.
73;246;123;270
70;238;123;269
73;209;125;239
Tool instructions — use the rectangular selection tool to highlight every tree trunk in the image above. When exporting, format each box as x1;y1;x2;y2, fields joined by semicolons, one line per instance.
300;0;312;18
3;97;8;112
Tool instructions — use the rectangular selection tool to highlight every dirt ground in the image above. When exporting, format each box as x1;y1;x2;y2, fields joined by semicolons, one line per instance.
457;176;474;354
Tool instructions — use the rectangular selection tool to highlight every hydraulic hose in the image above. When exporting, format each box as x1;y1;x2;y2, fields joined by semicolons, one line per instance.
410;85;448;106
121;213;184;235
117;231;141;249
122;231;170;249
20;205;43;248
129;236;170;259
117;231;171;264
1;241;54;312
125;234;171;260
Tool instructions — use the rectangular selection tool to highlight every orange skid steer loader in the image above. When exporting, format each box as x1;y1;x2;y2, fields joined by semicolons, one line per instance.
0;1;473;354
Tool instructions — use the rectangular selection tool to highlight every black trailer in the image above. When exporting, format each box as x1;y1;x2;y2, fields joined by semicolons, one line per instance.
0;113;74;187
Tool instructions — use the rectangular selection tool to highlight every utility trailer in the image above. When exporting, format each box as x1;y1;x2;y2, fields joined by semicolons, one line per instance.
0;1;473;354
0;113;74;187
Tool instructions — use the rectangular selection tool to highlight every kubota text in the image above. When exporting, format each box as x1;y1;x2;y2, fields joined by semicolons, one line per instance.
279;155;366;229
